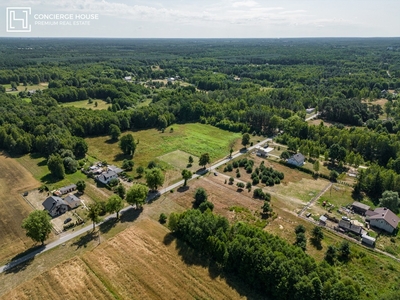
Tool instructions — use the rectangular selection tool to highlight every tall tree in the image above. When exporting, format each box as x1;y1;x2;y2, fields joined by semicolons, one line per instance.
181;169;192;186
76;180;86;193
379;190;399;213
106;195;124;219
116;184;126;199
145;168;165;190
109;124;121;141
126;184;148;209
199;153;210;169
313;160;320;173
87;203;101;231
119;134;136;156
47;154;65;179
241;133;250;148
311;226;324;247
21;210;52;245
194;187;207;206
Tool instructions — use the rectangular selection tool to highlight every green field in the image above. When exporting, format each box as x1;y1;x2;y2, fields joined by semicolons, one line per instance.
3;83;48;93
85;123;241;170
61;99;110;110
158;150;199;171
14;154;87;190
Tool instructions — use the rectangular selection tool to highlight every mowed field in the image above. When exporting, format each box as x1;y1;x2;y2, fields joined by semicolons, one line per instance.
61;99;111;110
0;153;41;263
86;123;242;170
2;218;254;300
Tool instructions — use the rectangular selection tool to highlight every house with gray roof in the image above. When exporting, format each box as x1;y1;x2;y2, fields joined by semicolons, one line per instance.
338;220;362;236
287;153;305;167
42;196;69;217
59;184;77;195
367;207;400;234
64;194;81;209
97;170;118;185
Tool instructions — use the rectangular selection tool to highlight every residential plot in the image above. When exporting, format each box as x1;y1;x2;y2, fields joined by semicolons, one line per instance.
0;153;41;263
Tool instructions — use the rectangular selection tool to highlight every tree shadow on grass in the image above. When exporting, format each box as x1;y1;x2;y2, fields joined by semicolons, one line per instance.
105;139;118;144
113;153;132;162
71;231;97;249
310;238;323;250
40;173;61;185
177;186;189;193
99;217;118;234
120;207;142;223
4;245;45;274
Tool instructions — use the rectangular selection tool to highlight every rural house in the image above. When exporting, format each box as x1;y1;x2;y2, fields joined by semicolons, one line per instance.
97;170;118;185
42;196;69;217
338;220;362;236
351;201;370;216
287;153;305;167
64;194;81;209
366;207;400;234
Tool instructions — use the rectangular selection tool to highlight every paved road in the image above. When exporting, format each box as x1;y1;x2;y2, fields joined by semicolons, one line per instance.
0;137;271;274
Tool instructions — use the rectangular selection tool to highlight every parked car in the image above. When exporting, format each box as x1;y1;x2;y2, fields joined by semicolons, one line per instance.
64;217;72;224
214;172;218;176
306;213;311;218
342;216;350;222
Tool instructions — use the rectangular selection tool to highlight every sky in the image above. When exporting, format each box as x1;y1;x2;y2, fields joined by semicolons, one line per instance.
0;0;399;38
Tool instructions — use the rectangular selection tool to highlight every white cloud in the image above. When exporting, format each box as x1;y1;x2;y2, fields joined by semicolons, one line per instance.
232;0;258;8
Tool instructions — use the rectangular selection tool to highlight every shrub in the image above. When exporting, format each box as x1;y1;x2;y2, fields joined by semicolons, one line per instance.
159;213;167;224
252;176;260;185
226;164;233;172
246;166;253;173
199;201;214;213
236;172;241;178
233;161;239;168
229;177;234;184
253;188;265;199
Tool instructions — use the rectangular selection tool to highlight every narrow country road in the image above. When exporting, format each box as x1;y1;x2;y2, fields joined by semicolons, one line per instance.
0;138;271;274
305;112;319;121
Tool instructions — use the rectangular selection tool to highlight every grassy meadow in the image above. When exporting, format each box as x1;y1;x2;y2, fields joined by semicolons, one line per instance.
61;99;110;110
86;123;242;170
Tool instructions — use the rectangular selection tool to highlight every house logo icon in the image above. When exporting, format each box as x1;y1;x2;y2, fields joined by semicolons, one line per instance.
6;7;32;32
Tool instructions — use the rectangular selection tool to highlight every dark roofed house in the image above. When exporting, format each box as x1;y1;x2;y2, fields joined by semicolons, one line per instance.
338;220;362;236
97;170;118;185
351;201;370;216
42;196;69;217
64;194;81;209
287;153;305;167
367;207;400;234
59;184;77;195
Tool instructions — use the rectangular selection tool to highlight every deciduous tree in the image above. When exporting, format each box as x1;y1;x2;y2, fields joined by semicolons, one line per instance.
87;203;101;231
145;168;164;190
21;210;52;245
76;180;86;193
181;169;192;186
241;133;250;148
126;184;148;209
106;195;124;219
119;134;136;156
199;153;210;169
47;154;65;179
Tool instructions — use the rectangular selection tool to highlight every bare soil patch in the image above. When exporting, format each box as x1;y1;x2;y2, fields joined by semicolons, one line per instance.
0;153;42;263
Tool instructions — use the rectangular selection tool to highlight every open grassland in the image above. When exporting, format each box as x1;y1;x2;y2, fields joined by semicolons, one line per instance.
3;83;48;94
158;150;199;171
61;99;111;110
14;154;87;190
86;123;242;169
0;153;41;263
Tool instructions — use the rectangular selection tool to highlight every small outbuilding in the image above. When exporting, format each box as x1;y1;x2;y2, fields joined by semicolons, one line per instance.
64;194;81;209
319;215;327;225
338;220;362;236
59;184;77;195
351;201;370;216
361;234;376;246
